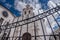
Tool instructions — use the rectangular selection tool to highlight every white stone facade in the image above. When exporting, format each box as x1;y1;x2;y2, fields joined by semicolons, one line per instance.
0;5;59;40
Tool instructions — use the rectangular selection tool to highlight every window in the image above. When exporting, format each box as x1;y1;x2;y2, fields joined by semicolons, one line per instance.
2;11;8;18
22;32;31;40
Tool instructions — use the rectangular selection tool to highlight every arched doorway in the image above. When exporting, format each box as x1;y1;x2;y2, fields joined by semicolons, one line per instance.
22;32;31;40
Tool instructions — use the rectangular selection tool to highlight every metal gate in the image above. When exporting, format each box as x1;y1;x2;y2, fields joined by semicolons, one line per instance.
0;5;60;40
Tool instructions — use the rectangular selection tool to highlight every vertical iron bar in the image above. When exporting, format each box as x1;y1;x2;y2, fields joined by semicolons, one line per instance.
12;18;17;40
15;17;20;40
46;17;56;40
33;13;37;40
7;18;15;40
38;9;46;40
1;21;9;40
12;17;19;40
59;32;60;40
52;14;60;39
52;11;60;28
27;14;29;32
5;21;11;40
40;19;46;40
18;14;23;40
33;13;37;39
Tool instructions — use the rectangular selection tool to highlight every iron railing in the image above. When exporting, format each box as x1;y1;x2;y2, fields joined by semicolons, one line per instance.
0;5;60;40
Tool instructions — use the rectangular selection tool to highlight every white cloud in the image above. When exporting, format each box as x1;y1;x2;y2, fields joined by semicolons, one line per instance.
14;1;26;11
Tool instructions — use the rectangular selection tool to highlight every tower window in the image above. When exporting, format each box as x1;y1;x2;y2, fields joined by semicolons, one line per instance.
29;10;31;14
25;11;26;14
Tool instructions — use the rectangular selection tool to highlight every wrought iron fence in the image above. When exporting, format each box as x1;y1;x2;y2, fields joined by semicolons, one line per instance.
0;5;60;40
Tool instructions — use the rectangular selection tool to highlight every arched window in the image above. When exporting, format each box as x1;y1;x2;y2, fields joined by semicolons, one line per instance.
22;32;31;40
